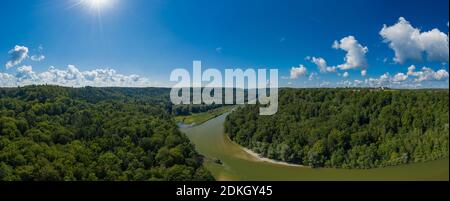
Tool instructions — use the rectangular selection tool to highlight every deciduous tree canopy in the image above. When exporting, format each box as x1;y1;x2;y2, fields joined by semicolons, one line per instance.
0;86;213;181
225;89;449;169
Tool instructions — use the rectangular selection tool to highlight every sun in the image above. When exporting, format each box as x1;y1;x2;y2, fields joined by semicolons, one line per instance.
80;0;114;10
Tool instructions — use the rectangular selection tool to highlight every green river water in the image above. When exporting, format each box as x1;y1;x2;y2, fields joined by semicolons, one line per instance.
181;113;449;181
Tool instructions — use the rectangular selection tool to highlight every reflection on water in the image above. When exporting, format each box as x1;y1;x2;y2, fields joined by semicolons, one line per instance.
181;113;449;181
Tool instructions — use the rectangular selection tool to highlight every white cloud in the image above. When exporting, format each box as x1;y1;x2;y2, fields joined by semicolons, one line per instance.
5;45;29;69
380;17;449;63
31;55;45;62
30;45;45;62
326;65;448;89
290;65;308;79
407;65;417;76
393;72;408;82
379;73;390;83
0;72;15;86
308;72;318;81
307;56;337;73
305;36;368;77
13;66;40;86
420;29;449;62
17;65;33;74
343;72;350;78
339;79;365;87
435;69;450;80
407;65;449;82
358;65;450;88
354;80;363;86
333;36;369;70
361;69;367;77
319;81;331;87
363;73;391;87
0;65;157;87
338;80;352;87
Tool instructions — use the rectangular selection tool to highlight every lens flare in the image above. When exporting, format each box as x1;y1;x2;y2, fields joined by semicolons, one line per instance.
80;0;114;10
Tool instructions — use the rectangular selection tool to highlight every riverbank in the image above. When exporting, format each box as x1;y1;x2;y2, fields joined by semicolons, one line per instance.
181;113;449;181
224;134;307;168
178;110;308;168
175;106;234;126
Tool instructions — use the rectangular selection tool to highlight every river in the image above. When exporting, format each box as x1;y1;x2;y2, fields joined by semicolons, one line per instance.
180;113;449;181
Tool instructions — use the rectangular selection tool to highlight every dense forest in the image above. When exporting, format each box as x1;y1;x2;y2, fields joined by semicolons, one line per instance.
171;88;247;116
2;86;448;180
172;104;223;116
225;89;449;169
0;86;214;181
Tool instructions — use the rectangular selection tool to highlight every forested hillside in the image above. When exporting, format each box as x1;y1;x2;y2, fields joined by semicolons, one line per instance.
225;89;449;169
0;86;213;181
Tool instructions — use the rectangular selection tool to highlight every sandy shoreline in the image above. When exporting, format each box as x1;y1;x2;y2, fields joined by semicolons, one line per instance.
224;134;307;168
240;146;308;168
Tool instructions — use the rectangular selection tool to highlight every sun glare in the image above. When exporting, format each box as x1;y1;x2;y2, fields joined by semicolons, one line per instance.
80;0;114;10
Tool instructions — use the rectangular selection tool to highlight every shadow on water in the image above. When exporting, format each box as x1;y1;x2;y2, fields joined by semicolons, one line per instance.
181;113;449;181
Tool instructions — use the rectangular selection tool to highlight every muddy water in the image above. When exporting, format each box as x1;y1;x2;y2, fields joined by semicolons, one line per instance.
181;113;449;181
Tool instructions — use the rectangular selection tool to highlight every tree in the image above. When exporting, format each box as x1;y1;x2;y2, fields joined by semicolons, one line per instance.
0;86;214;181
225;88;449;169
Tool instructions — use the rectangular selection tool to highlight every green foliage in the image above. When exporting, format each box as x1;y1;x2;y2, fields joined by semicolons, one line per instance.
225;89;449;169
0;85;213;181
175;106;233;125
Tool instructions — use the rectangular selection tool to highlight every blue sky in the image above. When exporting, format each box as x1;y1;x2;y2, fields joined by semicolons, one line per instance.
0;0;449;88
